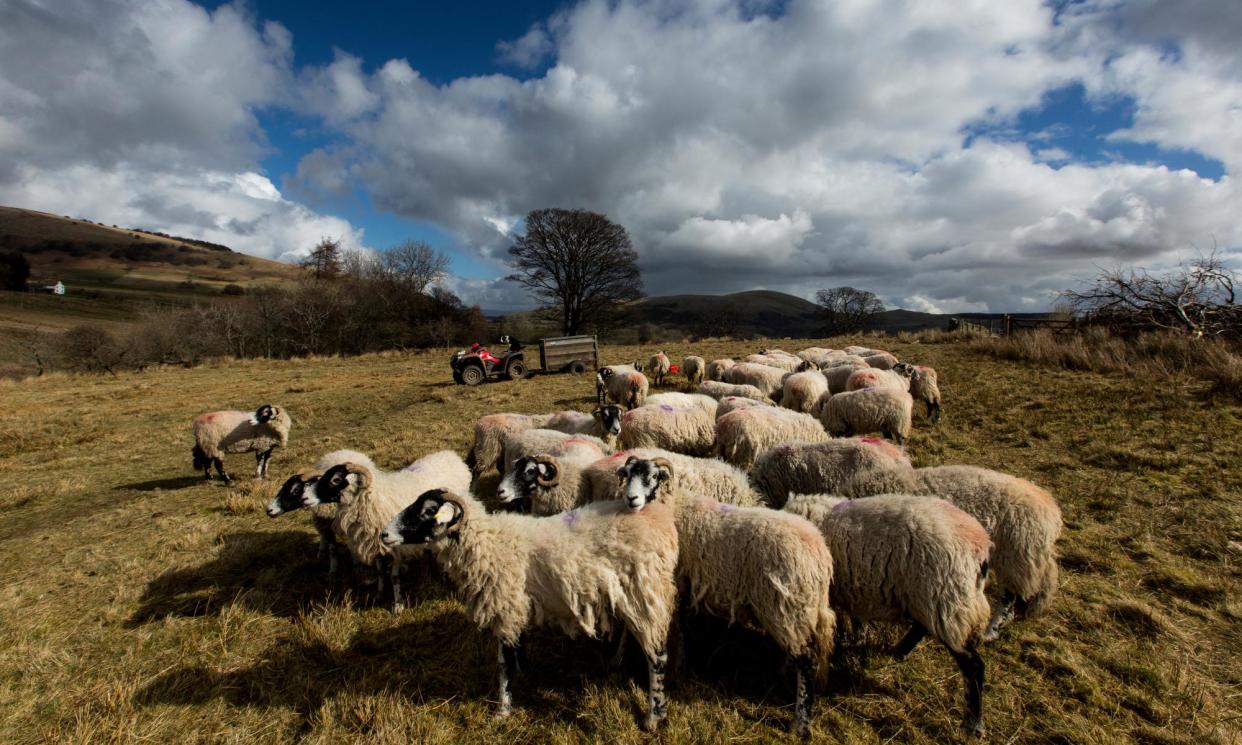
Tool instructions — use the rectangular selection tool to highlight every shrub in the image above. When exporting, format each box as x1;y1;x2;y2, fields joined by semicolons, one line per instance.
221;284;245;296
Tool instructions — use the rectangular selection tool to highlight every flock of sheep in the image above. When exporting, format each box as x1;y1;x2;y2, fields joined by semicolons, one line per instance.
190;344;1061;738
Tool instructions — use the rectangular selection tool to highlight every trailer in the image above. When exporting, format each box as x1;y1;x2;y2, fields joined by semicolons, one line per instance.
450;334;598;385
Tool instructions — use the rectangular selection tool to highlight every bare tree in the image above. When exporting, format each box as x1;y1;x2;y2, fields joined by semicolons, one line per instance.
815;286;885;335
380;240;450;295
507;208;643;335
301;237;343;280
1064;249;1240;337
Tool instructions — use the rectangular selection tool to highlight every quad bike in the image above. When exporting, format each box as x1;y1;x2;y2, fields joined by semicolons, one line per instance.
450;336;527;386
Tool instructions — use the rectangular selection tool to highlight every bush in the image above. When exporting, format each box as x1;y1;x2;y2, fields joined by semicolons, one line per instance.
221;284;245;296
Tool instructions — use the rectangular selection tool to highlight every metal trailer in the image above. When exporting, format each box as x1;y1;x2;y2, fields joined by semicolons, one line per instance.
537;334;599;375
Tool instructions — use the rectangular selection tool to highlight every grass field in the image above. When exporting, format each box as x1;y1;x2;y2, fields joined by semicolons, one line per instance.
0;339;1239;744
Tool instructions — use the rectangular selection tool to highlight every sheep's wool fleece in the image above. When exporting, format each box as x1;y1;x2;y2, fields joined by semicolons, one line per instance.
823;361;869;394
336;450;471;566
910;366;941;405
786;494;991;652
716;395;773;419
780;371;830;415
525;442;612;516
619;402;717;457
193;409;290;459
503;429;609;474
716;406;830;471
704;358;736;381
666;487;835;669
748;438;913;507
471;413;554;472
845;368;909;393
697;381;770;403
432;493;679;659
910;465;1062;613
821;387;914;440
586;448;758;507
682;356;706;385
605;369;649;408
721;363;788;397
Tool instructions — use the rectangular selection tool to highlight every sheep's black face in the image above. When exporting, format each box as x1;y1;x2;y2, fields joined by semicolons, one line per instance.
497;456;556;506
617;457;670;511
892;362;915;380
268;474;314;517
253;404;276;424
302;464;359;506
382;489;462;546
594;405;623;437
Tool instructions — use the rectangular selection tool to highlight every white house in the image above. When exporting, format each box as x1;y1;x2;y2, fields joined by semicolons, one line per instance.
44;281;65;295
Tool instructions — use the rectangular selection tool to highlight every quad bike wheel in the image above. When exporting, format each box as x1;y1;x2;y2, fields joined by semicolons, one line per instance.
461;365;485;386
506;359;527;380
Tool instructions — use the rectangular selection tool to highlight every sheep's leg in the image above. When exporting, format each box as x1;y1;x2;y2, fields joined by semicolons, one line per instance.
610;629;629;668
950;645;985;737
643;646;668;731
258;448;273;478
254;451;264;479
496;640;519;717
214;458;232;484
893;622;927;660
202;462;213;480
984;591;1017;642
792;654;815;738
390;555;404;613
928;400;942;422
375;555;389;598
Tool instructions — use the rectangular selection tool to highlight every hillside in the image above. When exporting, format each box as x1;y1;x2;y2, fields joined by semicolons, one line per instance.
0;206;302;335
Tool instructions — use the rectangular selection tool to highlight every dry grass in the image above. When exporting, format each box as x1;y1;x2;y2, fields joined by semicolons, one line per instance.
0;338;1239;744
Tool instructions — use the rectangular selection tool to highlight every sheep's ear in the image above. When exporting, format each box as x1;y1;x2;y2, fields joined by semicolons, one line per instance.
652;457;674;483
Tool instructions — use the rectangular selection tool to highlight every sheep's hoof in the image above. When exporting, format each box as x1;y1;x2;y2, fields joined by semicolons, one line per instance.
791;720;811;740
982;627;1000;643
963;718;985;738
642;714;665;732
392;602;406;614
494;706;512;720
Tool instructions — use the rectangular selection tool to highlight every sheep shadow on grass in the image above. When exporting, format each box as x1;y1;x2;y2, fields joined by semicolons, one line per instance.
116;475;205;492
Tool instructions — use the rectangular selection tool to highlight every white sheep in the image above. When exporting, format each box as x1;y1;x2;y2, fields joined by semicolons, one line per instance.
820;387;914;444
544;406;625;445
748;438;913;508
696;380;772;403
467;413;553;476
500;429;612;481
617;457;835;736
598;365;650;409
823;360;869;394
704;358;735;381
586;448;759;507
894;362;943;421
496;435;610;512
298;450;471;612
780;370;830;416
682;355;706;388
647;351;672;386
191;404;291;483
785;494;991;736
860;350;899;369
716;394;774;419
380;488;680;730
617;398;717;457
643;392;718;415
844;367;910;393
745;353;805;372
721;362;789;398
841;346;873;356
716;405;830;471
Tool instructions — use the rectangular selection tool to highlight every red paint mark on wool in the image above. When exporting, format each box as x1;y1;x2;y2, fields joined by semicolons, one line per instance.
860;437;882;445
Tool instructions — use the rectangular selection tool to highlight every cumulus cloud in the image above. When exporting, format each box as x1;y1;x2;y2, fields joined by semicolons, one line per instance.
290;0;1242;312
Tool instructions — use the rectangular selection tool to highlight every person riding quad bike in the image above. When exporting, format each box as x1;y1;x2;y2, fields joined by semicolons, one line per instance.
470;342;503;371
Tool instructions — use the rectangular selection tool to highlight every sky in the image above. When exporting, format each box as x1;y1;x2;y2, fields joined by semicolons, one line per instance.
1;0;1239;314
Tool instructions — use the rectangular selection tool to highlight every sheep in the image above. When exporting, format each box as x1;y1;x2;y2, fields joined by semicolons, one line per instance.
860;350;899;369
721;362;789;398
501;429;612;481
716;405;830;471
796;347;837;368
894;362;943;421
265;448;372;576
716;395;774;419
617;457;835;736
748;438;913;508
823;360;869;394
845;367;910;393
682;356;705;388
617;398;718;457
544;406;625;445
643;392;719;415
647;351;672;387
598;365;650;409
380;488;680;730
696;380;772;403
467;413;554;477
496;438;608;514
298;450;472;612
820;387;914;444
745;353;805;372
785;494;991;736
841;345;873;356
704;358;735;382
191;404;291;483
586;448;759;507
780;370;830;416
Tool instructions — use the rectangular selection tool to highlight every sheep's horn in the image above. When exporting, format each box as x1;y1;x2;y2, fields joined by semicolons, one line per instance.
651;457;674;481
342;462;373;490
533;454;559;487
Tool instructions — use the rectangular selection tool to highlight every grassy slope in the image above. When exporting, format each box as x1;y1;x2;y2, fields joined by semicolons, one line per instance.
0;339;1238;744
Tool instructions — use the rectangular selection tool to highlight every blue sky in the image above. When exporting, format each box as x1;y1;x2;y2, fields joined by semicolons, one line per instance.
1;0;1239;313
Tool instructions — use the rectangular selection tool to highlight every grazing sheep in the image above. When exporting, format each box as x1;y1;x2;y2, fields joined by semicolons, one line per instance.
716;395;774;419
618;399;717;457
748;438;913;508
696;380;771;403
704;358;735;382
823;361;869;394
716;406;830;471
682;356;706;388
845;367;910;393
599;365;650;409
643;392;719;415
780;370;830;416
820;387;914;444
745;353;805;372
501;429;612;481
587;448;759;507
860;351;899;369
841;346;873;356
467;413;554;477
894;362;942;421
381;489;680;730
191;404;291;483
618;457;835;736
298;451;471;612
647;351;672;386
785;494;991;736
721;362;789;398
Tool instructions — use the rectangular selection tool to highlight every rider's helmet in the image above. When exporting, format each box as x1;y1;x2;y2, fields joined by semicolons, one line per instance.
470;343;481;352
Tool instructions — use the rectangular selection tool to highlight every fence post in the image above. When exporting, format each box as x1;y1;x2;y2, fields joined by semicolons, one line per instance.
1003;314;1012;336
